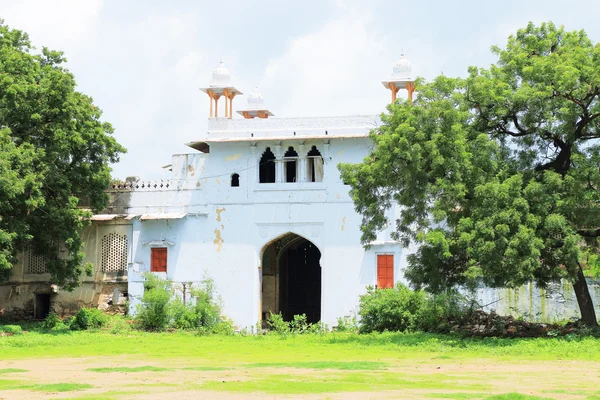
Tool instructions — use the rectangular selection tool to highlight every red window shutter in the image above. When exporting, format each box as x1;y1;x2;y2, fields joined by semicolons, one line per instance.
151;248;167;272
377;254;394;289
385;255;394;288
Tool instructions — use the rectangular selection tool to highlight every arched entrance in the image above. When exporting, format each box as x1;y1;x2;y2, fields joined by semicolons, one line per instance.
261;233;321;323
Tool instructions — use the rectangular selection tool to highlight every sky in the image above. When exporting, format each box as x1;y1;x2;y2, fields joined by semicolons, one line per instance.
1;0;600;179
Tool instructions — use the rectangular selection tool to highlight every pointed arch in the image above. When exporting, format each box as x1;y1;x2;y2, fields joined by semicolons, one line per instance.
306;145;323;182
284;146;298;183
259;147;276;183
260;232;322;323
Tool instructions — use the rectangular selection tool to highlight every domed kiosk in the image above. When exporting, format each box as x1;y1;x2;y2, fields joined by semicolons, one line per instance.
382;54;415;103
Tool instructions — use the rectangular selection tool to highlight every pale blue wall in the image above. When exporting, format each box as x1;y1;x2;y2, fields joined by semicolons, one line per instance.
126;136;405;328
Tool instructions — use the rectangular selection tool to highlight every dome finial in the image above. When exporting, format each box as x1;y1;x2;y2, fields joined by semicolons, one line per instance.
237;86;274;119
200;60;243;119
381;52;416;104
210;61;232;88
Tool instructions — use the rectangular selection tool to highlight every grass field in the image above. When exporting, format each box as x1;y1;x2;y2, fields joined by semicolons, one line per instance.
1;330;600;399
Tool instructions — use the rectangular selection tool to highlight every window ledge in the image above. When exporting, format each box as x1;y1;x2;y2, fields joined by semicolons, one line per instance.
254;182;326;191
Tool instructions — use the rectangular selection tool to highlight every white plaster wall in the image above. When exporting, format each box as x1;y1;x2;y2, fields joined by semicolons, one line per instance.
125;137;407;328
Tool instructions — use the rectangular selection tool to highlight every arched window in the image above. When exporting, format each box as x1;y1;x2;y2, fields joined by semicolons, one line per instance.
231;173;240;187
259;147;276;183
306;146;323;182
284;146;298;183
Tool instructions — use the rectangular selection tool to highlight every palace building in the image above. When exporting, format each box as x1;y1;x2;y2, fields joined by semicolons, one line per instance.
0;56;417;328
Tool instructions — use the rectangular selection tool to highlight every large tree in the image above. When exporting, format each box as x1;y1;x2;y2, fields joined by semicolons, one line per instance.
0;21;125;289
340;22;600;326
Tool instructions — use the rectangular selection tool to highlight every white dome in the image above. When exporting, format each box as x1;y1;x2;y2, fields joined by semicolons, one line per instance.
246;87;266;110
391;54;412;80
210;61;231;87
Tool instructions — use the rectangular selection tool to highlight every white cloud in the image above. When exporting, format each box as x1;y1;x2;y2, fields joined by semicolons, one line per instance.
0;0;103;50
260;7;394;118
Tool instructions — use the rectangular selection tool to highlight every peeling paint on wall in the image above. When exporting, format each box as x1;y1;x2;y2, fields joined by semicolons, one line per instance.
196;180;201;187
213;229;224;252
215;207;226;222
341;217;346;231
225;153;242;162
187;164;195;176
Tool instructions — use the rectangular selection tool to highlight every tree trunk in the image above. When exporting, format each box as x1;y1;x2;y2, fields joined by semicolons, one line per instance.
572;263;598;327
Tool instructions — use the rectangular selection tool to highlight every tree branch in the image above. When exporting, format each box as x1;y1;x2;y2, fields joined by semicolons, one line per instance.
578;228;600;237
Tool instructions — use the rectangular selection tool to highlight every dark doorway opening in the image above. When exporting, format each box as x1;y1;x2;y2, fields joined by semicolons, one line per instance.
259;147;276;183
34;293;51;320
261;233;321;323
284;147;298;183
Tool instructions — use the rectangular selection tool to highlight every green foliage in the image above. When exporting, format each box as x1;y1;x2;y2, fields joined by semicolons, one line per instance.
0;21;125;288
69;307;108;331
266;312;290;334
358;283;426;333
290;314;309;334
335;316;359;333
136;274;228;333
41;312;64;331
340;22;600;325
417;291;471;333
105;315;132;334
358;285;469;334
210;318;236;336
0;324;22;334
135;273;172;331
190;278;222;333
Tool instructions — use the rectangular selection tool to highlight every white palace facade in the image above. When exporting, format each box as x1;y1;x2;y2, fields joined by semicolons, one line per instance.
0;57;417;327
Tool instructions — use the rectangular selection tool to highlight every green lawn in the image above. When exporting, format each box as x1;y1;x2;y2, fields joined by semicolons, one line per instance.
1;330;599;399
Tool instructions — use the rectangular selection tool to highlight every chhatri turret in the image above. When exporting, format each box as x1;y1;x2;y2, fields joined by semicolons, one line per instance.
382;54;415;103
200;61;242;118
236;87;274;119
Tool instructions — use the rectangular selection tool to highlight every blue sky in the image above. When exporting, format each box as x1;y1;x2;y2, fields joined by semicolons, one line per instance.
2;0;600;179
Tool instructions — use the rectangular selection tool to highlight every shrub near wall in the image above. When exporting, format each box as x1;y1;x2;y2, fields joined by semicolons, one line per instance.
358;284;470;334
358;284;426;333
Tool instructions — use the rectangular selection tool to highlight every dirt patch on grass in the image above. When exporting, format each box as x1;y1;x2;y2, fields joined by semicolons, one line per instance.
0;356;598;399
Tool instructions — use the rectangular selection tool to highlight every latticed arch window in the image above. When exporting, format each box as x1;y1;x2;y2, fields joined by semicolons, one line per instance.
27;246;48;274
101;233;129;273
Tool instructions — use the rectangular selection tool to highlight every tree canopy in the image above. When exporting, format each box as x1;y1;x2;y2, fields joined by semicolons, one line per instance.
340;22;600;326
0;21;125;289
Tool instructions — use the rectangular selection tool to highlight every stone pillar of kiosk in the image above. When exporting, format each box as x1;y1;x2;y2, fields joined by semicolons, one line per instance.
200;61;242;119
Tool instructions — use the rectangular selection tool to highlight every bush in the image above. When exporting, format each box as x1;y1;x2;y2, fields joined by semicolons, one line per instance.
106;315;133;334
335;316;358;333
417;290;470;333
169;298;197;330
358;283;425;333
136;274;228;333
69;307;108;331
267;312;289;334
207;318;235;336
41;312;65;331
136;273;172;331
290;314;309;334
0;324;23;335
191;278;222;332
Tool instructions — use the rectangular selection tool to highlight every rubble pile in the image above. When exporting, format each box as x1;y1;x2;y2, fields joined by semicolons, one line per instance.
448;310;565;338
